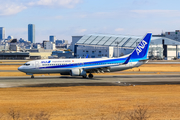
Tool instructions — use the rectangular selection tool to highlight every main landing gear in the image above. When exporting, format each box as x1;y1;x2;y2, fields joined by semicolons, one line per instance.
88;73;93;79
82;73;93;79
82;75;87;78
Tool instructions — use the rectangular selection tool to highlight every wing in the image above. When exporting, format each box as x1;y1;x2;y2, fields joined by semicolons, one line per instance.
83;55;131;73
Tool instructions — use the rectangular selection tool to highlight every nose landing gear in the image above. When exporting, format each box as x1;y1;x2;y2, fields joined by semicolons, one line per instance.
31;75;34;78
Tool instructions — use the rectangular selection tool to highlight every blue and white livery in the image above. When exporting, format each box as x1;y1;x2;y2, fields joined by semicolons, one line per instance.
18;33;152;78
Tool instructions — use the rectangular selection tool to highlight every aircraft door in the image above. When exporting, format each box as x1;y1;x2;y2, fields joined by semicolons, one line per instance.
35;61;39;68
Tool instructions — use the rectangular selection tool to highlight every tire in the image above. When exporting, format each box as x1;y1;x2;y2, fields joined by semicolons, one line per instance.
88;74;93;79
70;70;72;76
82;75;87;78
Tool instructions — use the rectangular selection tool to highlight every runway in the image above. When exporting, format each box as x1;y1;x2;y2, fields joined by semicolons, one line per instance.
0;74;180;88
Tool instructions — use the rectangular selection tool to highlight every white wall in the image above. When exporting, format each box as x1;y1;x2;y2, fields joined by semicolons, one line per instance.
149;44;164;58
70;36;82;51
44;42;56;50
76;45;113;58
167;45;179;60
113;47;133;57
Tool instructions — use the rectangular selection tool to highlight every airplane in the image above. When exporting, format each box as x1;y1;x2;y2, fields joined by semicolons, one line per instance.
18;33;152;79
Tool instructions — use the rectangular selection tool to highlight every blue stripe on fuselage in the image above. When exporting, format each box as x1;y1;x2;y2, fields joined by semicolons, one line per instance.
39;57;132;69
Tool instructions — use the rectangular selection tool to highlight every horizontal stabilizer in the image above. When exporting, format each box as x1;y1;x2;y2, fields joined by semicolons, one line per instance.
139;59;149;62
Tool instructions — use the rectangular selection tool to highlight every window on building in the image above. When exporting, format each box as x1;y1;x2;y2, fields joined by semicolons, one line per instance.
86;51;88;54
92;51;94;54
99;51;101;54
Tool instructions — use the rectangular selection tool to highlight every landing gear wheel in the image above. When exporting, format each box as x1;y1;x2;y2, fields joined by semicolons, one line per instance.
31;75;34;78
82;75;87;78
88;74;93;79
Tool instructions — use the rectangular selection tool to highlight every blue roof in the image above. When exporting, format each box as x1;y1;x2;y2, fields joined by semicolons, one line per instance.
76;34;180;47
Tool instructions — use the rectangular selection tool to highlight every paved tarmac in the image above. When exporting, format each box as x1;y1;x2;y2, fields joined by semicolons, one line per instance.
0;74;180;88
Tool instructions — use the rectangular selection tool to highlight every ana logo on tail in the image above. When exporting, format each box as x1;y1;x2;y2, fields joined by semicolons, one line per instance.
136;40;147;55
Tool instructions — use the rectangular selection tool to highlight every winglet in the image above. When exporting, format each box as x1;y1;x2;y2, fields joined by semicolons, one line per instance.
86;54;89;58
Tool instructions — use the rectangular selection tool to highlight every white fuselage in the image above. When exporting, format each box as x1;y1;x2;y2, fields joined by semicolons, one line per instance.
18;57;145;75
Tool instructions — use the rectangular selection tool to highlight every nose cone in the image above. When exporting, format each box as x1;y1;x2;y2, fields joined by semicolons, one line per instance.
18;66;23;72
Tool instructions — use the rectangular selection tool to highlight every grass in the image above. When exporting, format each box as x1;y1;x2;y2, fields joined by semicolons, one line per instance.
0;65;20;70
0;63;180;119
0;85;180;119
128;64;180;72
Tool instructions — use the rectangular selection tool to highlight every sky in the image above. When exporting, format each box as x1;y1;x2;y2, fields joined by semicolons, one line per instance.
1;0;180;43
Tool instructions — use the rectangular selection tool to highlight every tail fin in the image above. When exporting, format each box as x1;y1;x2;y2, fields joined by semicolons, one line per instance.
130;33;152;60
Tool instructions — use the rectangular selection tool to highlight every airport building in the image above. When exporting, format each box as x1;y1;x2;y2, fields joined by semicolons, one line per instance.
74;34;180;60
0;52;30;59
28;24;35;43
50;51;74;59
70;36;83;51
165;30;180;42
76;46;114;58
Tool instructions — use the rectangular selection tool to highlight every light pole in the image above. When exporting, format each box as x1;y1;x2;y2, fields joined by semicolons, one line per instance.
115;41;120;57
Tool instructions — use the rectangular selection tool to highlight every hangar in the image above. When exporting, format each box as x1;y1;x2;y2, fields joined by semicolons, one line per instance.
74;34;180;60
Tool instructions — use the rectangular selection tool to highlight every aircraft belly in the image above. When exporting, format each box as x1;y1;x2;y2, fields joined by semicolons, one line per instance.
26;68;70;74
110;65;132;72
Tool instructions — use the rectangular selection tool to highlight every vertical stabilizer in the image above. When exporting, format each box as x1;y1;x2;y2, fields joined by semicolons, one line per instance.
130;33;152;60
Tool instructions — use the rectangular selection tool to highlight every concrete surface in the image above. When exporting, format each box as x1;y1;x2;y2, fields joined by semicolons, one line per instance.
0;74;180;88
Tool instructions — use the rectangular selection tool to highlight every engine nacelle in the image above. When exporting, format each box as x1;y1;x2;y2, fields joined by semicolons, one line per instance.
70;69;86;76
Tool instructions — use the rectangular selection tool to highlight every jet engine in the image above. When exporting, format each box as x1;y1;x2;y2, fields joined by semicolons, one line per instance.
70;69;86;76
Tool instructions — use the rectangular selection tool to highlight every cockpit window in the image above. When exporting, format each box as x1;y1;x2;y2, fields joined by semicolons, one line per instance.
24;63;30;66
